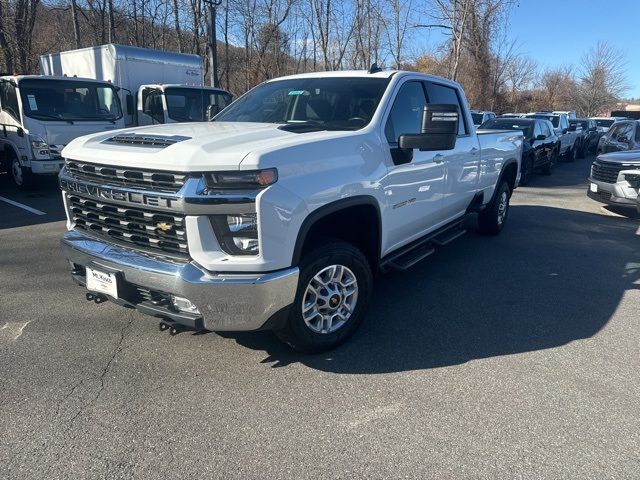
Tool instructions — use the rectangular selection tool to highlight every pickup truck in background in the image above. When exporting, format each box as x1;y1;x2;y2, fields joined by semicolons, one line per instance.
471;110;496;126
59;69;522;352
596;119;640;155
525;112;579;161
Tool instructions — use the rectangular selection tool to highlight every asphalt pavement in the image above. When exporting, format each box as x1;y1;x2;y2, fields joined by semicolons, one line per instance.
1;156;639;479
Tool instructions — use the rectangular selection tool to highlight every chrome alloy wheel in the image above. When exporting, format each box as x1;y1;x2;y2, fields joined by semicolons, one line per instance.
497;191;508;225
302;264;358;334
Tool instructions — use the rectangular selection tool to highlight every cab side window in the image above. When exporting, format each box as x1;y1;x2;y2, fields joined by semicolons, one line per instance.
385;81;427;144
616;123;634;143
142;88;164;124
0;81;20;120
543;122;552;137
424;82;467;135
533;121;543;138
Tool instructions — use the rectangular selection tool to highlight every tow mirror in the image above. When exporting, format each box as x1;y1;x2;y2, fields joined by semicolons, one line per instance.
398;104;459;154
206;104;221;121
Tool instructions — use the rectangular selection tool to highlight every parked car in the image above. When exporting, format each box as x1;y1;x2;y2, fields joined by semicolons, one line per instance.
471;110;496;126
570;118;600;155
587;150;640;209
591;116;627;133
58;69;523;352
480;117;559;184
525;112;579;161
552;110;577;120
596;120;640;154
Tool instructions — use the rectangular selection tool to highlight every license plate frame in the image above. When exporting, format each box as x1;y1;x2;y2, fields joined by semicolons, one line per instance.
86;266;119;299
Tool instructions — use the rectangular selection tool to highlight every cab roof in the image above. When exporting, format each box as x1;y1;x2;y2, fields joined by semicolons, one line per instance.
0;74;116;85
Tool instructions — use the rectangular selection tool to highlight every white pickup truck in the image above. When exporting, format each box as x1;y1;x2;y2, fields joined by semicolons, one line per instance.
59;69;522;352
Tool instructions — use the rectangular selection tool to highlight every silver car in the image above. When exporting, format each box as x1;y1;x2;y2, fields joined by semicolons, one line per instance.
587;150;640;208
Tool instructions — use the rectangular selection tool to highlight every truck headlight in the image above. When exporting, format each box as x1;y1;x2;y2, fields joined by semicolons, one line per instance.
30;136;50;156
210;213;259;255
203;168;277;190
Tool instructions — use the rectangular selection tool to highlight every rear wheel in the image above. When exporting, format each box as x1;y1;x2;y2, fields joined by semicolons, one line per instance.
577;139;586;159
478;180;511;235
541;149;557;175
519;155;534;186
276;241;373;353
10;152;37;190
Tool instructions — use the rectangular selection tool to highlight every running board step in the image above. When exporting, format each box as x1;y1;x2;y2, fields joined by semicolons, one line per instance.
431;227;466;246
386;244;436;271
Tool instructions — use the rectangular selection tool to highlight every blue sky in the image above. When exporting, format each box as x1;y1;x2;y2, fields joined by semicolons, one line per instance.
509;0;639;97
418;0;640;98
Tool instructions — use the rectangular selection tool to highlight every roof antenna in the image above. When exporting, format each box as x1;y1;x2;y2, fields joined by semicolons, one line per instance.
368;63;382;74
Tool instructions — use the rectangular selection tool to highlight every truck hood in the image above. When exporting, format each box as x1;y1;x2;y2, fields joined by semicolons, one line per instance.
62;122;352;171
26;120;120;147
598;150;640;164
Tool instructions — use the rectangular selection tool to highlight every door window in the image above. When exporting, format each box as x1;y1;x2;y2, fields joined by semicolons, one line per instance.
424;82;467;135
142;89;164;124
615;123;634;143
533;121;543;138
385;81;427;144
0;81;20;120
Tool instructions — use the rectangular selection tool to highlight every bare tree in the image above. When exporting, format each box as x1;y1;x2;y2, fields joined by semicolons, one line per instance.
577;41;628;116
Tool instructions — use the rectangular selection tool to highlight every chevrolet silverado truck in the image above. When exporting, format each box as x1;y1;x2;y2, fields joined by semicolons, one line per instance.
588;150;640;208
59;69;523;352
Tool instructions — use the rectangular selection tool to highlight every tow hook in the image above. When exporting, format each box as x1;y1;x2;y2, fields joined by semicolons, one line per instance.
86;292;107;304
159;321;185;336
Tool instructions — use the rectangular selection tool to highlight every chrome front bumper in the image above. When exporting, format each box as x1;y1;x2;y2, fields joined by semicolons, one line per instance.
61;230;299;331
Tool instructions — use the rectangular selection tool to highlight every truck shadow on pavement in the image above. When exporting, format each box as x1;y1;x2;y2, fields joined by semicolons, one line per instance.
226;205;640;372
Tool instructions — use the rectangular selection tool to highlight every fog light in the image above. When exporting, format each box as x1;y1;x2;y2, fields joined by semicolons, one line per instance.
170;295;201;314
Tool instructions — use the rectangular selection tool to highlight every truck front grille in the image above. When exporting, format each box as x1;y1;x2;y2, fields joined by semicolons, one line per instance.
591;160;624;184
65;160;188;193
68;195;189;257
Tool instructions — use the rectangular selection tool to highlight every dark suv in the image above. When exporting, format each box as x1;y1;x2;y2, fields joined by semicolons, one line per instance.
570;118;600;156
597;120;640;154
480;117;559;184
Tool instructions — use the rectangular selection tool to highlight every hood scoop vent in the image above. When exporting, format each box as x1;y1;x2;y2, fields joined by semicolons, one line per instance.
103;134;191;148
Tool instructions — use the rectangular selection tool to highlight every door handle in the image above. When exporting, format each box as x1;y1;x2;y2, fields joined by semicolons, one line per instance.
433;154;444;163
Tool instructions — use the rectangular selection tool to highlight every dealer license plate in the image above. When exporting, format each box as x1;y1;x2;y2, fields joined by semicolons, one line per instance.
86;267;118;299
590;183;598;193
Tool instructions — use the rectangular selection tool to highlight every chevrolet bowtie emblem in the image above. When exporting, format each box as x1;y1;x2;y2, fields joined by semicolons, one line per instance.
156;222;172;232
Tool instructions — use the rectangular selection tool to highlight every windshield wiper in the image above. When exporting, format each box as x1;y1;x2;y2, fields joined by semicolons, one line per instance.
278;121;350;133
30;113;74;124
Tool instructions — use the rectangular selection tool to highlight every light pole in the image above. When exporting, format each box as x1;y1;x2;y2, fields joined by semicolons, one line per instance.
204;0;222;88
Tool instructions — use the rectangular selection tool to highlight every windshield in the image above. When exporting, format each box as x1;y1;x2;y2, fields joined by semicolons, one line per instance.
165;87;232;122
18;79;122;122
529;114;559;128
595;119;615;128
215;77;391;130
471;113;484;125
481;119;533;138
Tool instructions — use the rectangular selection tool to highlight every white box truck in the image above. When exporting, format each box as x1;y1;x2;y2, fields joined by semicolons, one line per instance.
0;74;125;189
40;44;232;127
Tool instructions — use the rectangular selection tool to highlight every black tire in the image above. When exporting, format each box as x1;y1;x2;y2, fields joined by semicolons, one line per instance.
519;154;533;186
565;145;576;162
478;180;511;235
541;149;557;176
577;139;585;159
275;241;373;353
9;151;37;190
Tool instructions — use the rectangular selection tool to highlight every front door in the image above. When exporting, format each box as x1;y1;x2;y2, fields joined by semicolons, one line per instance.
380;80;446;255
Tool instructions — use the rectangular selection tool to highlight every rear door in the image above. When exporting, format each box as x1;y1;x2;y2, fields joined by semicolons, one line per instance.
423;80;480;220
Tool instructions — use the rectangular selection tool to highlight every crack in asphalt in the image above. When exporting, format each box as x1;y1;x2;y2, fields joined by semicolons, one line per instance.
65;317;134;425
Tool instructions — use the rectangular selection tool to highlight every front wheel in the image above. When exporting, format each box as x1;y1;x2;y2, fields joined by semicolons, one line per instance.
519;155;533;186
565;145;576;162
10;154;37;190
577;140;586;159
478;180;510;235
276;241;373;352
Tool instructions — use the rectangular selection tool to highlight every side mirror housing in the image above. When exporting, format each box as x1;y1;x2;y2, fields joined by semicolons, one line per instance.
206;104;221;121
589;126;597;132
562;128;568;134
568;124;577;132
535;134;546;141
398;104;459;153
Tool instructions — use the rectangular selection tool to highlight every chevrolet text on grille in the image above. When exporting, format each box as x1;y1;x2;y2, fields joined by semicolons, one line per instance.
59;178;176;208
